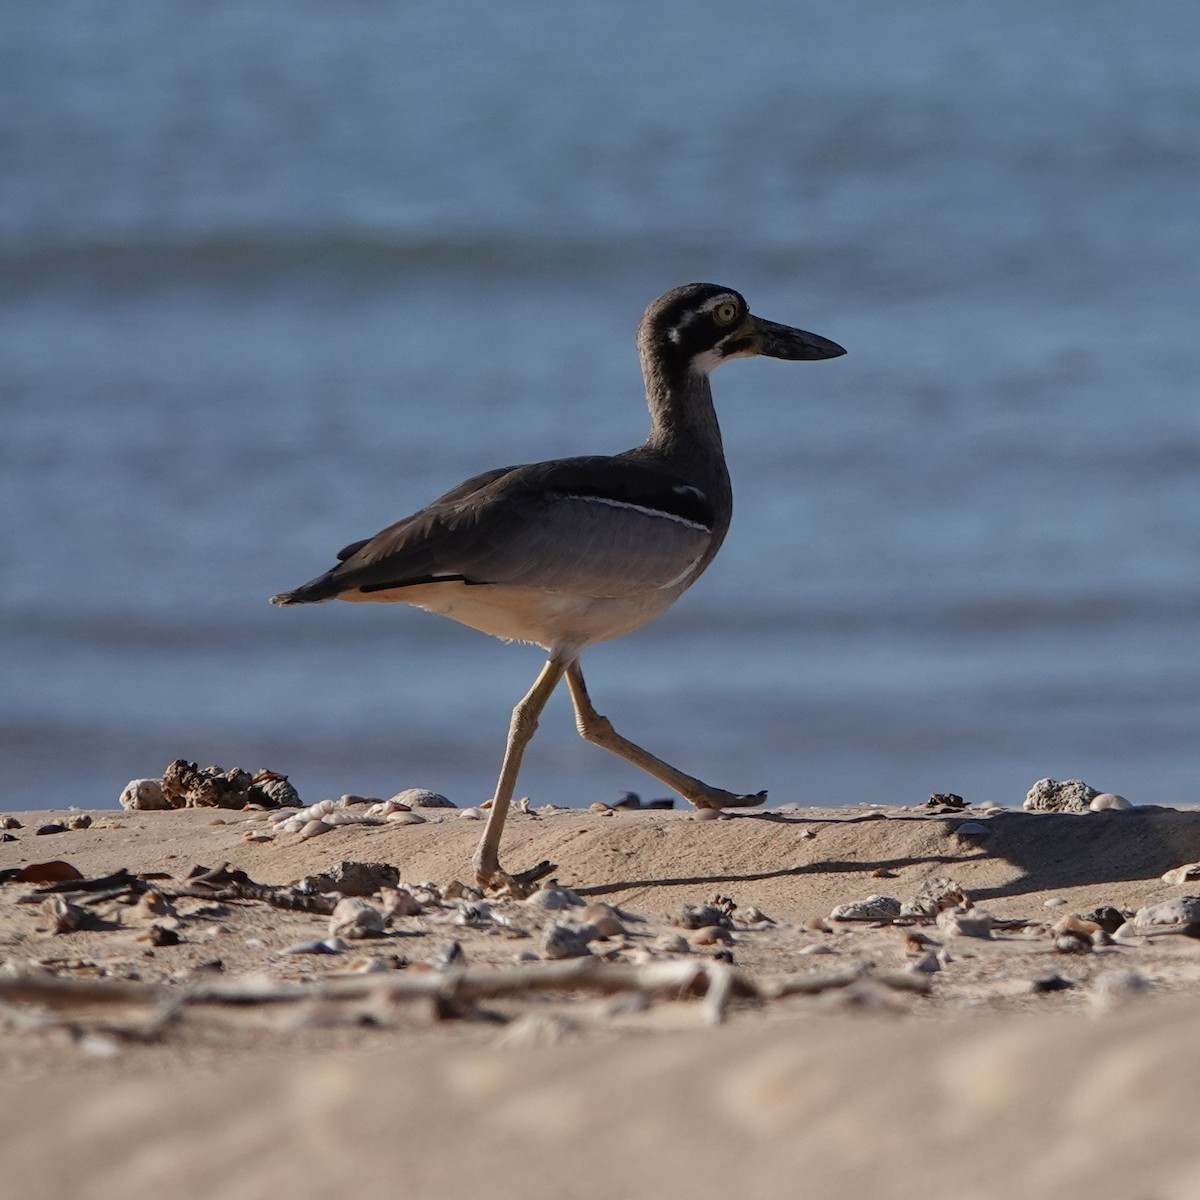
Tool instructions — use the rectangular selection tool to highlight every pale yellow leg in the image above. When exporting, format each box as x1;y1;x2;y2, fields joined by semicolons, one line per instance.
473;656;568;887
564;661;766;809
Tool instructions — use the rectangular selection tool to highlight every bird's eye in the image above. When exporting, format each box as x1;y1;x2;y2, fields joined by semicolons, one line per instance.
713;301;739;326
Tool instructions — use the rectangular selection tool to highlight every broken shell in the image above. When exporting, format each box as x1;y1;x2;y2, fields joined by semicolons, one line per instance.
119;778;171;811
541;923;594;960
329;898;386;940
830;895;902;922
386;811;426;825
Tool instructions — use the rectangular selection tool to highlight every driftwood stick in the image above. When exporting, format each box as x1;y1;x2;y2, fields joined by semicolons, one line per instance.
0;959;924;1018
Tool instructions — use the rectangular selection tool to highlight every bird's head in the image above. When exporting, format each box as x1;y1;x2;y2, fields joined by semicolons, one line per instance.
637;283;846;376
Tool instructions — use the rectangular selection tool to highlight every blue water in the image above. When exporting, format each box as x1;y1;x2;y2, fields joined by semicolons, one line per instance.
3;2;1200;811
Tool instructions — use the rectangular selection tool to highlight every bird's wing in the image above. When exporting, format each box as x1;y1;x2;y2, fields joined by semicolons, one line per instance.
312;457;715;601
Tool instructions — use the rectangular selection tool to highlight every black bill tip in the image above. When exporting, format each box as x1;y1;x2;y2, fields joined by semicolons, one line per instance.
752;316;846;361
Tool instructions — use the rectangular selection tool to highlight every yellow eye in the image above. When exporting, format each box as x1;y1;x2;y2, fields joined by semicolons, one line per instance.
713;301;739;326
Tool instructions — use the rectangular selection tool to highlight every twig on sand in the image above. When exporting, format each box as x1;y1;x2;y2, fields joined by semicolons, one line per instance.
0;957;927;1029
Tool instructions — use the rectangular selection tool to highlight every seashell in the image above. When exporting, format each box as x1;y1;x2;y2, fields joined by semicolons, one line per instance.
129;891;177;921
119;778;171;811
380;887;423;918
799;943;837;956
13;860;83;884
385;811;425;825
829;895;902;922
459;807;484;821
340;794;378;806
654;933;691;954
329;897;386;940
1161;862;1200;886
525;883;584;910
1133;896;1200;928
689;926;733;947
952;820;990;839
444;880;484;901
243;830;274;842
66;813;92;831
35;823;66;836
693;807;721;821
1089;792;1132;812
589;802;612;812
1043;897;1068;907
388;788;455;809
299;819;331;839
580;904;627;939
0;816;22;830
541;923;594;960
936;908;994;939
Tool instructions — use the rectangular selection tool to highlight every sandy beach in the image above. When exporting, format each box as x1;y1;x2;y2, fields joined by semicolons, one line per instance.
3;795;1200;1199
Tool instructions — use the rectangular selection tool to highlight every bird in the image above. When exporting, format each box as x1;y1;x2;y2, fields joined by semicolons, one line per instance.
271;283;845;890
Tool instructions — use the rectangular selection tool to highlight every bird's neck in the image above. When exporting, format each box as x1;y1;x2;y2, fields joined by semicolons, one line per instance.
640;353;732;528
643;357;724;461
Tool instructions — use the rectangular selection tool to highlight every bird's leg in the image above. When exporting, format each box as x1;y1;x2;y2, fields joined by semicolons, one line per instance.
473;656;568;890
565;661;765;809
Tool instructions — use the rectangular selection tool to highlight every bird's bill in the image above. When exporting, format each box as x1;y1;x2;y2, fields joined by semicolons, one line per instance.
749;315;846;360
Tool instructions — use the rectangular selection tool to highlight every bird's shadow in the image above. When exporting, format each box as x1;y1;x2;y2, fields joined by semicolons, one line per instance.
570;808;1200;903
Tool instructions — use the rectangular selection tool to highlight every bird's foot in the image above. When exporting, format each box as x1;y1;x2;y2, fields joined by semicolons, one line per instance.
690;788;767;811
474;854;556;898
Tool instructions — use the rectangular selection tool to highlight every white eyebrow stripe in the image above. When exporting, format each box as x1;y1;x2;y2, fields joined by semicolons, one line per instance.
556;493;712;533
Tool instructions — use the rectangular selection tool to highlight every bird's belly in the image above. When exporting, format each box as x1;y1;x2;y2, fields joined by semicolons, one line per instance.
345;581;681;654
